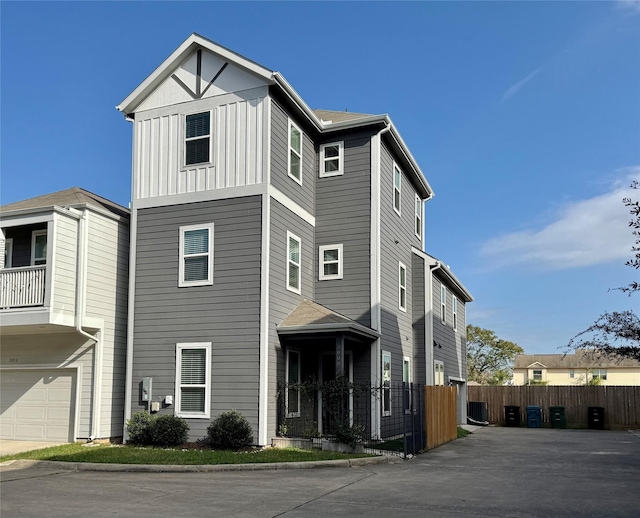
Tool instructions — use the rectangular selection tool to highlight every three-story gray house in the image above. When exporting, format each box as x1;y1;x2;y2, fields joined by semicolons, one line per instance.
117;33;472;445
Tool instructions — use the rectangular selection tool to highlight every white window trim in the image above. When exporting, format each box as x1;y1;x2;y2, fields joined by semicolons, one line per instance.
393;163;402;216
382;351;391;417
441;285;447;324
403;356;412;413
184;110;212;168
179;223;214;288
288;119;303;185
286;231;302;294
319;244;343;281
31;230;47;266
175;342;211;419
592;369;607;381
569;369;575;379
415;194;422;239
4;238;13;268
434;360;444;386
399;262;407;312
452;296;458;332
319;141;344;177
286;349;301;418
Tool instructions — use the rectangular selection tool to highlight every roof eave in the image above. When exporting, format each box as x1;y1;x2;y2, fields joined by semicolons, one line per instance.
277;322;380;340
413;248;473;302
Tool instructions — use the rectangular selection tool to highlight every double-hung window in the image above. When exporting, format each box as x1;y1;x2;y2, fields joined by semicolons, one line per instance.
288;120;303;184
382;351;391;417
31;231;47;266
185;112;211;165
434;360;445;386
319;141;343;177
286;349;301;418
415;194;422;238
4;238;13;268
399;262;407;312
287;231;301;294
319;244;343;280
532;369;543;381
175;343;211;418
441;285;447;323
403;357;411;413
393;164;402;215
452;296;458;331
592;369;607;381
179;223;214;287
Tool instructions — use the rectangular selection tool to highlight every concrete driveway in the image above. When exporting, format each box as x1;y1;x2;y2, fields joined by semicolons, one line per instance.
2;427;639;517
0;440;64;456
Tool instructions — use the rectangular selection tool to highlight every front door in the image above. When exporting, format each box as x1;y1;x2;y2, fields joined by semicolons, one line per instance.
318;352;352;435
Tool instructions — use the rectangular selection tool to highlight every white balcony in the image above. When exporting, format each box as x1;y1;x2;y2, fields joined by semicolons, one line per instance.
0;266;46;309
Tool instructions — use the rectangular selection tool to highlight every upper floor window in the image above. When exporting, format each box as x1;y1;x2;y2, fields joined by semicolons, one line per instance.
179;223;214;287
452;296;458;331
319;244;343;280
399;262;407;312
319;141;343;177
569;369;575;379
434;360;445;386
175;342;211;418
532;369;543;381
415;194;422;238
393;164;402;215
287;231;301;294
185;112;211;165
31;231;47;266
4;238;13;268
440;285;447;323
382;351;391;416
288;120;303;184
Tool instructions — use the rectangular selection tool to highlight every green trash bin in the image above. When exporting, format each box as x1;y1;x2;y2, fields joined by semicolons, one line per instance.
549;406;566;429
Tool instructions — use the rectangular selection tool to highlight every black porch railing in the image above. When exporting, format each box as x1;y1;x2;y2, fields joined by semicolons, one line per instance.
276;380;425;456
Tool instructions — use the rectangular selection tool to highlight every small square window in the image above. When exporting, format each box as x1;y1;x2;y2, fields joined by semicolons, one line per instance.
319;244;343;280
179;223;214;287
175;342;211;418
319;142;344;177
399;262;407;312
288;120;303;184
569;369;575;379
287;231;301;294
393;164;402;215
185;112;211;165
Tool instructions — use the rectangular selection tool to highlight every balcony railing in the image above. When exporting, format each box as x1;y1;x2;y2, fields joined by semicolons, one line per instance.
0;265;46;308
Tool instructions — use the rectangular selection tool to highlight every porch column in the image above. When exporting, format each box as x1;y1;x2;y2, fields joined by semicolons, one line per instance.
335;335;345;378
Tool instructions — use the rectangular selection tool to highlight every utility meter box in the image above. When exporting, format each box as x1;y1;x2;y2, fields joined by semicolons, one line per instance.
141;377;152;401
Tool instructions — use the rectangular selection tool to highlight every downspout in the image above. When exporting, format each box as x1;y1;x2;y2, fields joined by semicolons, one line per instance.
75;208;102;442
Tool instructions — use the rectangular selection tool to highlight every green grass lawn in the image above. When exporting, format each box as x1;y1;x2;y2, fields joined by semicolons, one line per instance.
0;443;372;465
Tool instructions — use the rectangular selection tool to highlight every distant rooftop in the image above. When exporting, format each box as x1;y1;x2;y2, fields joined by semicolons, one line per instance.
1;187;129;219
313;109;378;124
514;351;640;369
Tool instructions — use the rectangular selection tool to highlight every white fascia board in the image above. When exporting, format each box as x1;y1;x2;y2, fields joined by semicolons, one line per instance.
272;73;324;131
117;33;275;115
412;247;473;302
386;123;433;199
0;206;78;227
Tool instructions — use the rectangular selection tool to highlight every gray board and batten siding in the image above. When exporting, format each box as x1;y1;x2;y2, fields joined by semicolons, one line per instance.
315;130;374;328
131;196;263;441
379;142;423;386
267;198;315;439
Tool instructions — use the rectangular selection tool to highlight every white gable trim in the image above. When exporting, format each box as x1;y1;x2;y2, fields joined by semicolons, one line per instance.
527;362;547;369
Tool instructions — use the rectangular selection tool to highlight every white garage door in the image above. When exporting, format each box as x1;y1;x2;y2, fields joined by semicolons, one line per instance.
0;369;75;442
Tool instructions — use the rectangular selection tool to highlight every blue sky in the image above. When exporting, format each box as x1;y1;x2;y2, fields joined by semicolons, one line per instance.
2;1;639;354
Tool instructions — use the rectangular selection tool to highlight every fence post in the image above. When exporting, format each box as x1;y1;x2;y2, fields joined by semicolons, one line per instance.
402;381;408;458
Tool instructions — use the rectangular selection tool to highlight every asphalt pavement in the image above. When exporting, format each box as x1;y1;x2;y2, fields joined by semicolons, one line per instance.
2;427;639;517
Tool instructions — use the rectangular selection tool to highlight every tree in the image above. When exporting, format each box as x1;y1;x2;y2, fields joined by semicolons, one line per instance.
466;325;524;385
568;181;640;360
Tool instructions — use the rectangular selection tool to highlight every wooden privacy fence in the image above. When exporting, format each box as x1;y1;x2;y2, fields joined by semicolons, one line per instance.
468;385;640;429
425;386;458;449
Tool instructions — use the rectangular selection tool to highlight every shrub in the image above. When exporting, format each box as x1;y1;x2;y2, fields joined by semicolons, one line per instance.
150;414;190;447
207;410;253;450
126;411;154;445
332;423;365;447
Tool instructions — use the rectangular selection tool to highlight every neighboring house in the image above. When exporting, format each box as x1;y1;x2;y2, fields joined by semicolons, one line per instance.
0;188;129;442
513;352;640;386
116;33;472;445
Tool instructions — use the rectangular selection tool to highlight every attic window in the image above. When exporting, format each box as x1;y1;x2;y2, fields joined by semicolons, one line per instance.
185;112;211;165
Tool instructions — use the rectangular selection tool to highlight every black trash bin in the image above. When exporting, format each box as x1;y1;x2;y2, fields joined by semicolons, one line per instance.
504;405;521;427
468;401;488;423
588;406;605;430
549;406;566;429
526;405;542;428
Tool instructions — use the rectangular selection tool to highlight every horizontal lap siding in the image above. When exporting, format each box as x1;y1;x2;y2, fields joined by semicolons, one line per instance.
132;196;262;441
268;200;314;439
315;132;372;326
52;215;78;315
269;100;315;215
412;254;426;384
379;144;421;385
432;274;466;381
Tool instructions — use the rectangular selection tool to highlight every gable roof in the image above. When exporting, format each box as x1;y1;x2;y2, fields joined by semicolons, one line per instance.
314;109;377;124
0;187;129;219
413;248;473;302
513;351;640;369
277;300;379;340
116;33;433;199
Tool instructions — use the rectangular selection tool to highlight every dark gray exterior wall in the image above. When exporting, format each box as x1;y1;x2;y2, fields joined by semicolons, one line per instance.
270;100;315;215
412;253;426;385
315;130;373;326
131;196;263;441
267;199;314;438
379;143;423;389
